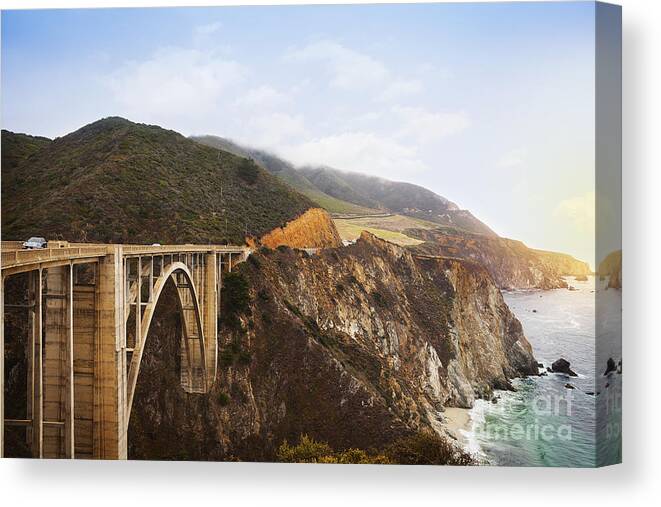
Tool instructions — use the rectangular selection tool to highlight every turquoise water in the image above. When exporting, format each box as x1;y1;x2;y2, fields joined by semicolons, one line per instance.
465;277;622;467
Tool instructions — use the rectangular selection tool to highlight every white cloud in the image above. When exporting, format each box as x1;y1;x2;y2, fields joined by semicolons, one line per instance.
393;106;470;144
234;85;288;109
553;191;596;234
376;79;423;102
108;47;243;118
280;131;427;179
246;112;306;146
285;40;388;90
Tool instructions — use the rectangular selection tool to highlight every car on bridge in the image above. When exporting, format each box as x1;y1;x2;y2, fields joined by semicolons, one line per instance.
22;236;47;249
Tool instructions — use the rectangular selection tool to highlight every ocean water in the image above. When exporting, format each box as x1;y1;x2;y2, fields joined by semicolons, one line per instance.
464;276;622;467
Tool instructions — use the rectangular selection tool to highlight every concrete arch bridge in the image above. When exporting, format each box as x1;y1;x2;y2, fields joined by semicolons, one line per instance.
0;241;249;459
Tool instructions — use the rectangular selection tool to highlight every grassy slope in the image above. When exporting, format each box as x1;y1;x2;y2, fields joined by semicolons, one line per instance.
191;135;377;215
333;214;440;246
2;118;315;244
300;166;496;236
1;130;52;203
333;220;423;246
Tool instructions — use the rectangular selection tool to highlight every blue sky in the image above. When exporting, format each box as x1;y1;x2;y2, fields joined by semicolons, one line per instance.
2;2;598;264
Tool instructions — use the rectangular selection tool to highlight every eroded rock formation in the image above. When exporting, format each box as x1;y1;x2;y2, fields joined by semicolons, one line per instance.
260;207;342;249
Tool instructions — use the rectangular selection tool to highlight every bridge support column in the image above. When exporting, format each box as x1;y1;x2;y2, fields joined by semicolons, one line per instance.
94;247;127;459
204;253;217;385
42;265;75;458
73;272;96;458
27;269;44;458
177;271;205;394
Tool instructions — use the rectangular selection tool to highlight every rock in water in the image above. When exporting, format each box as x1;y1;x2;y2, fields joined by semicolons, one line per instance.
604;357;617;376
551;358;578;377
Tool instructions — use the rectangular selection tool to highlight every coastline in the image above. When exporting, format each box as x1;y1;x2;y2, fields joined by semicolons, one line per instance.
443;407;472;447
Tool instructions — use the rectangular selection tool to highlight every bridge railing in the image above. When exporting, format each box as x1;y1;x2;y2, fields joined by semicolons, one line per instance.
120;244;248;256
1;246;109;269
1;241;25;251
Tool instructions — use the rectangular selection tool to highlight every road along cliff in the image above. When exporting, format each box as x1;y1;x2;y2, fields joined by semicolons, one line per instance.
128;232;537;461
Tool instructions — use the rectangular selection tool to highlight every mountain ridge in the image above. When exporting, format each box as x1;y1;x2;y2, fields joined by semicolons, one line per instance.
1;118;320;245
191;135;378;215
191;134;495;236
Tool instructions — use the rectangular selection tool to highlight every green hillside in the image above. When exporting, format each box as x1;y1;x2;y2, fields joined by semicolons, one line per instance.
1;118;316;244
1;130;52;203
300;166;496;236
191;135;378;215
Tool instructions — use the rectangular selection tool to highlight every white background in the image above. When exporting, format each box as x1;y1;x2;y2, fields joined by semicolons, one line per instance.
0;0;658;505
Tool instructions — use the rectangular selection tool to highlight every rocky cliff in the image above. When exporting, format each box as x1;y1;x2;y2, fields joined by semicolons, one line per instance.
128;232;536;461
532;249;593;277
408;228;590;290
260;208;342;249
598;250;622;289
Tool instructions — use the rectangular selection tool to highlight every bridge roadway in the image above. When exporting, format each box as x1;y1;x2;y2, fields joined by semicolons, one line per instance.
1;241;249;459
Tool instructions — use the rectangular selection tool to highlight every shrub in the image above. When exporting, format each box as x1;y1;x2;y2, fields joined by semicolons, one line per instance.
276;435;391;464
257;288;270;301
222;272;250;317
218;392;230;406
384;432;474;466
220;339;251;368
238;158;260;185
371;291;386;307
248;255;261;269
238;350;252;365
336;448;392;465
220;348;235;367
276;435;334;463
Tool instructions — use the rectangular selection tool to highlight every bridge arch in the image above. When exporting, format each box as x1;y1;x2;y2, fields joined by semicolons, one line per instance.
125;261;206;420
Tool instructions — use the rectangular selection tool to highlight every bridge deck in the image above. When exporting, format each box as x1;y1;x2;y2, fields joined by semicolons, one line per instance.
1;242;248;275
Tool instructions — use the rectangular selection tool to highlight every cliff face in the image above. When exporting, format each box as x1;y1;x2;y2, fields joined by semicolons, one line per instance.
409;228;590;290
598;250;622;289
260;208;342;249
128;233;536;461
532;249;593;277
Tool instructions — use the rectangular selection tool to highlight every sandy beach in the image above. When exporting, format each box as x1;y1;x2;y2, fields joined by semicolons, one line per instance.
443;407;472;446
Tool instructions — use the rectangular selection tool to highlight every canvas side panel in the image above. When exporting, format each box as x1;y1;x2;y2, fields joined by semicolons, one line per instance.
595;1;622;467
